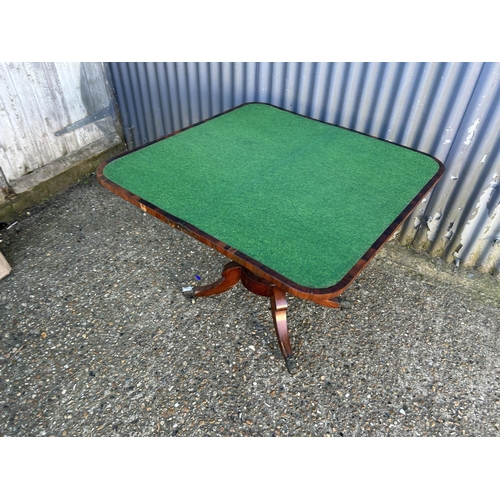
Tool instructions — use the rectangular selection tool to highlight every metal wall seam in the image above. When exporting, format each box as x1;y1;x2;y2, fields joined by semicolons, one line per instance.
108;62;500;274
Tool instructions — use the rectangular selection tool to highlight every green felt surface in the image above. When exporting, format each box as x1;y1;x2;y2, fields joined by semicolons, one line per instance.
104;103;440;289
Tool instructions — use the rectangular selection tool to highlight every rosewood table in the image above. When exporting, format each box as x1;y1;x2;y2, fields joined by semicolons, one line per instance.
97;103;444;372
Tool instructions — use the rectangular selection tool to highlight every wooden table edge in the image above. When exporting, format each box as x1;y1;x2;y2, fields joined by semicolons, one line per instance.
97;148;444;306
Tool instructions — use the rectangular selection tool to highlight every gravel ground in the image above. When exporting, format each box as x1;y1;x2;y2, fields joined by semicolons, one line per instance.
1;172;500;437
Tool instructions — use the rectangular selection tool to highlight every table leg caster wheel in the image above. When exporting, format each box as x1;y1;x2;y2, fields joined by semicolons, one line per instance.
182;286;196;304
339;299;352;310
285;356;297;375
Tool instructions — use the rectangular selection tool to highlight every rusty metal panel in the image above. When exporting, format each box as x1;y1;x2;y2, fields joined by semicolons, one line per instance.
0;62;121;188
406;62;500;273
108;62;500;273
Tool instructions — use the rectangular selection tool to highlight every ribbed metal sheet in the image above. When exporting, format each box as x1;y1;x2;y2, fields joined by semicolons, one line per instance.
108;62;500;274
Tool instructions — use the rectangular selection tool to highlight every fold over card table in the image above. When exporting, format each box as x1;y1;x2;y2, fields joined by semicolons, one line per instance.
98;103;444;372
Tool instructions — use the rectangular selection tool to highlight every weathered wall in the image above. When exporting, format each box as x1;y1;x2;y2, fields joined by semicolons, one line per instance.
0;62;122;198
108;62;500;274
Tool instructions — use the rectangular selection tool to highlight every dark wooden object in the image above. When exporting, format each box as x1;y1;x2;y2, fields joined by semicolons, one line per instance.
97;103;445;372
187;261;299;372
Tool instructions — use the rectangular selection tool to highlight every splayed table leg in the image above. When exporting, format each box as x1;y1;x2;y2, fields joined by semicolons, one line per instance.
270;286;294;373
183;261;241;300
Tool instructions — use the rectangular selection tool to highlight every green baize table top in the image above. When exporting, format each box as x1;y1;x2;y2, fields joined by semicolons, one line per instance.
103;103;441;289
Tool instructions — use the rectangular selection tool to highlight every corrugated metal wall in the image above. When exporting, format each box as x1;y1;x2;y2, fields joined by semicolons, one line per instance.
0;62;122;193
108;62;500;274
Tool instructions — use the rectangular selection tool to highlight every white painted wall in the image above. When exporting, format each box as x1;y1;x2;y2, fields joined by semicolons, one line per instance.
0;62;121;192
